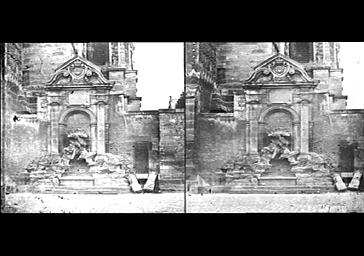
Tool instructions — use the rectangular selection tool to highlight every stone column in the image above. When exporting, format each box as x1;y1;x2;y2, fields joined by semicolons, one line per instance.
90;123;97;152
245;122;250;154
58;123;66;153
185;95;196;178
49;103;60;154
105;123;110;153
293;121;300;152
234;94;246;119
258;122;265;152
96;102;106;154
249;120;259;154
300;101;310;153
47;122;52;154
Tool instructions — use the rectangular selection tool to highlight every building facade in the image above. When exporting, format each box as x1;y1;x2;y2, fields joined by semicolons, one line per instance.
185;42;364;192
2;42;363;195
2;43;184;193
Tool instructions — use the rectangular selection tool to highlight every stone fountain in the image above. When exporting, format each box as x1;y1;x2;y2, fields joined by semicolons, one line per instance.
215;129;337;192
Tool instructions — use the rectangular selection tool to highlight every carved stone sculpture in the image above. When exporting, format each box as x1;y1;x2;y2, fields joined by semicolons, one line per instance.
62;129;96;166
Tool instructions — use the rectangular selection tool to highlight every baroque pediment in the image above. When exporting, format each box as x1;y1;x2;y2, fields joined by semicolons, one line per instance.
244;53;318;86
46;55;113;87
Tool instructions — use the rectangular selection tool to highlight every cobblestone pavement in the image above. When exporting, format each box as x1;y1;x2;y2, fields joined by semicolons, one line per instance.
186;192;364;213
3;192;364;213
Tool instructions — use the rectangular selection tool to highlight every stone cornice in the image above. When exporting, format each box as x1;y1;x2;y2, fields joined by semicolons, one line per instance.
330;109;364;114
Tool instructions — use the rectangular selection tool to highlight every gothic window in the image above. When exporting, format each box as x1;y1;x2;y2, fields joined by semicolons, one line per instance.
86;43;109;66
289;42;313;63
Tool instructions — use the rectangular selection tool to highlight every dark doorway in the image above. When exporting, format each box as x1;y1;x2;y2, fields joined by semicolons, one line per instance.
60;111;91;153
134;142;150;174
338;141;356;172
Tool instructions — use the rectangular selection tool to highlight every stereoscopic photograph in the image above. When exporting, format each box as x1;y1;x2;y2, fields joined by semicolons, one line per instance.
1;42;363;213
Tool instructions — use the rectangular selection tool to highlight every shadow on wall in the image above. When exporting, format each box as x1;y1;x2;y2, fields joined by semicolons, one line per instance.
338;140;356;172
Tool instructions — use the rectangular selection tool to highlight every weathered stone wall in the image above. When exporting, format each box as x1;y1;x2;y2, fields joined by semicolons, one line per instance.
108;95;160;172
23;43;76;89
313;42;339;68
330;110;364;172
23;43;139;103
310;93;337;153
195;113;245;183
185;43;217;75
216;43;274;83
4;116;47;180
185;43;218;113
3;43;46;188
312;67;344;97
311;92;364;172
158;110;185;179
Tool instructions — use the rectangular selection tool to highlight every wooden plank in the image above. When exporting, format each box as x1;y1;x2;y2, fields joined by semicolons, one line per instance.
348;170;363;191
143;172;158;192
332;173;347;191
127;174;142;193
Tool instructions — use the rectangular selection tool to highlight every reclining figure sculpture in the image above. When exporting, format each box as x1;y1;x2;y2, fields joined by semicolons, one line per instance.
62;129;96;166
261;130;299;165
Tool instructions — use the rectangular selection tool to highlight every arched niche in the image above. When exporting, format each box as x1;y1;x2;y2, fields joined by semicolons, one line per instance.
58;107;97;154
258;106;300;152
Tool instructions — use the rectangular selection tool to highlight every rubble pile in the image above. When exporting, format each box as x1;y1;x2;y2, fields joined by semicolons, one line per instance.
22;155;66;189
19;152;134;190
215;152;270;185
215;150;338;186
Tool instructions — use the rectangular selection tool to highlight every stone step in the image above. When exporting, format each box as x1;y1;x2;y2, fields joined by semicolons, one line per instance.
258;176;297;186
230;188;334;194
227;185;334;190
58;176;130;188
205;185;335;194
42;186;131;194
159;179;185;185
159;179;202;193
59;176;96;187
159;183;185;192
